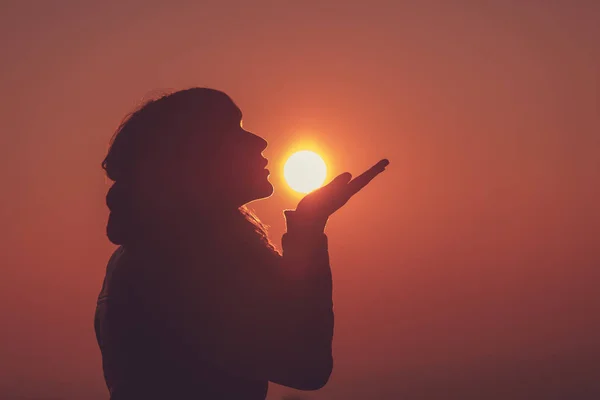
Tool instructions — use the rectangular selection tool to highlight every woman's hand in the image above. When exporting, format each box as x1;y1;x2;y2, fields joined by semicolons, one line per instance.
287;159;390;230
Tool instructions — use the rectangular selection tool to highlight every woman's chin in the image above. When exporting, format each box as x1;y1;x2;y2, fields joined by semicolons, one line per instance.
241;180;274;205
257;180;274;199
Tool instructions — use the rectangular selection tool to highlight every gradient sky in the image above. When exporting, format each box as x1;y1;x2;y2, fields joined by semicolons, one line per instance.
1;1;599;399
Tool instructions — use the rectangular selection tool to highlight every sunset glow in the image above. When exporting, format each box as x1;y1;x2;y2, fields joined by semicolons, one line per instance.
283;150;327;193
3;2;596;399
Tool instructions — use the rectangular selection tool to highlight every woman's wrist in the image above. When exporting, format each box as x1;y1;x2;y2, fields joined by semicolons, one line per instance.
283;210;328;234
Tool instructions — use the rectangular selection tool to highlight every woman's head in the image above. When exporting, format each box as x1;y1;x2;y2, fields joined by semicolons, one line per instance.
104;88;273;208
103;88;275;247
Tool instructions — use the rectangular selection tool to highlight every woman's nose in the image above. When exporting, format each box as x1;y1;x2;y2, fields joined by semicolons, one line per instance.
249;132;268;152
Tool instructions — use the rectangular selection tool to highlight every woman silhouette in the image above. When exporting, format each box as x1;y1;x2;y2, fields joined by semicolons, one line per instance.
94;88;389;400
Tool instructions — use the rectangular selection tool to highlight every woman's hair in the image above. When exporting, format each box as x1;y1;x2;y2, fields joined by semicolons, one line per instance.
102;88;277;253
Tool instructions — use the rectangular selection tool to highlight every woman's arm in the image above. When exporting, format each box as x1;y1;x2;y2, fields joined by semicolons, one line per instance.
206;211;334;390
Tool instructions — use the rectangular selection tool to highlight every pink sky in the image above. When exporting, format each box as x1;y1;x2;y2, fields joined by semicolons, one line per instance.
1;1;598;399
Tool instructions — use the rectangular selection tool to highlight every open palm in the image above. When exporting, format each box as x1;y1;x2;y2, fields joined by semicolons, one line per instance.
294;159;389;223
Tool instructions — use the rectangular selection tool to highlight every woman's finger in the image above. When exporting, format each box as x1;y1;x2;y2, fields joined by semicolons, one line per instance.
347;159;389;196
322;172;353;191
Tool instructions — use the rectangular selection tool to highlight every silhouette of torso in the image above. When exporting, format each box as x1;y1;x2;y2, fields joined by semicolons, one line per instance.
95;228;333;400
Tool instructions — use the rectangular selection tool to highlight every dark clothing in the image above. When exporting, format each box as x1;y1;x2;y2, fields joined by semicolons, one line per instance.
94;224;334;400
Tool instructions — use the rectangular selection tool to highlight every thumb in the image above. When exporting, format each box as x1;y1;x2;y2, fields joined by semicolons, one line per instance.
325;172;352;190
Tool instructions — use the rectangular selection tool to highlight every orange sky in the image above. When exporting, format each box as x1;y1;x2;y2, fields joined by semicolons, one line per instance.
1;1;599;399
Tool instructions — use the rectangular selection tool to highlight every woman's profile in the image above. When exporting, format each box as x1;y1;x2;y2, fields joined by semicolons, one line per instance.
94;88;389;399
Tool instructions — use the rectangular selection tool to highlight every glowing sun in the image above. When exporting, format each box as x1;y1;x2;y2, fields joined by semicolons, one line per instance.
283;150;327;194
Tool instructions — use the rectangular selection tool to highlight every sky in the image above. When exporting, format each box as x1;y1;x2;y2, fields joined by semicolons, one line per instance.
1;1;599;399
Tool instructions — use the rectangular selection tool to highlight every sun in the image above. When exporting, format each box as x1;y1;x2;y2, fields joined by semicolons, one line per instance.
283;150;327;194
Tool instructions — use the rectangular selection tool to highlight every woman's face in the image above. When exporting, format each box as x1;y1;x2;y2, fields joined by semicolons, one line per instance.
217;119;274;205
181;105;274;208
